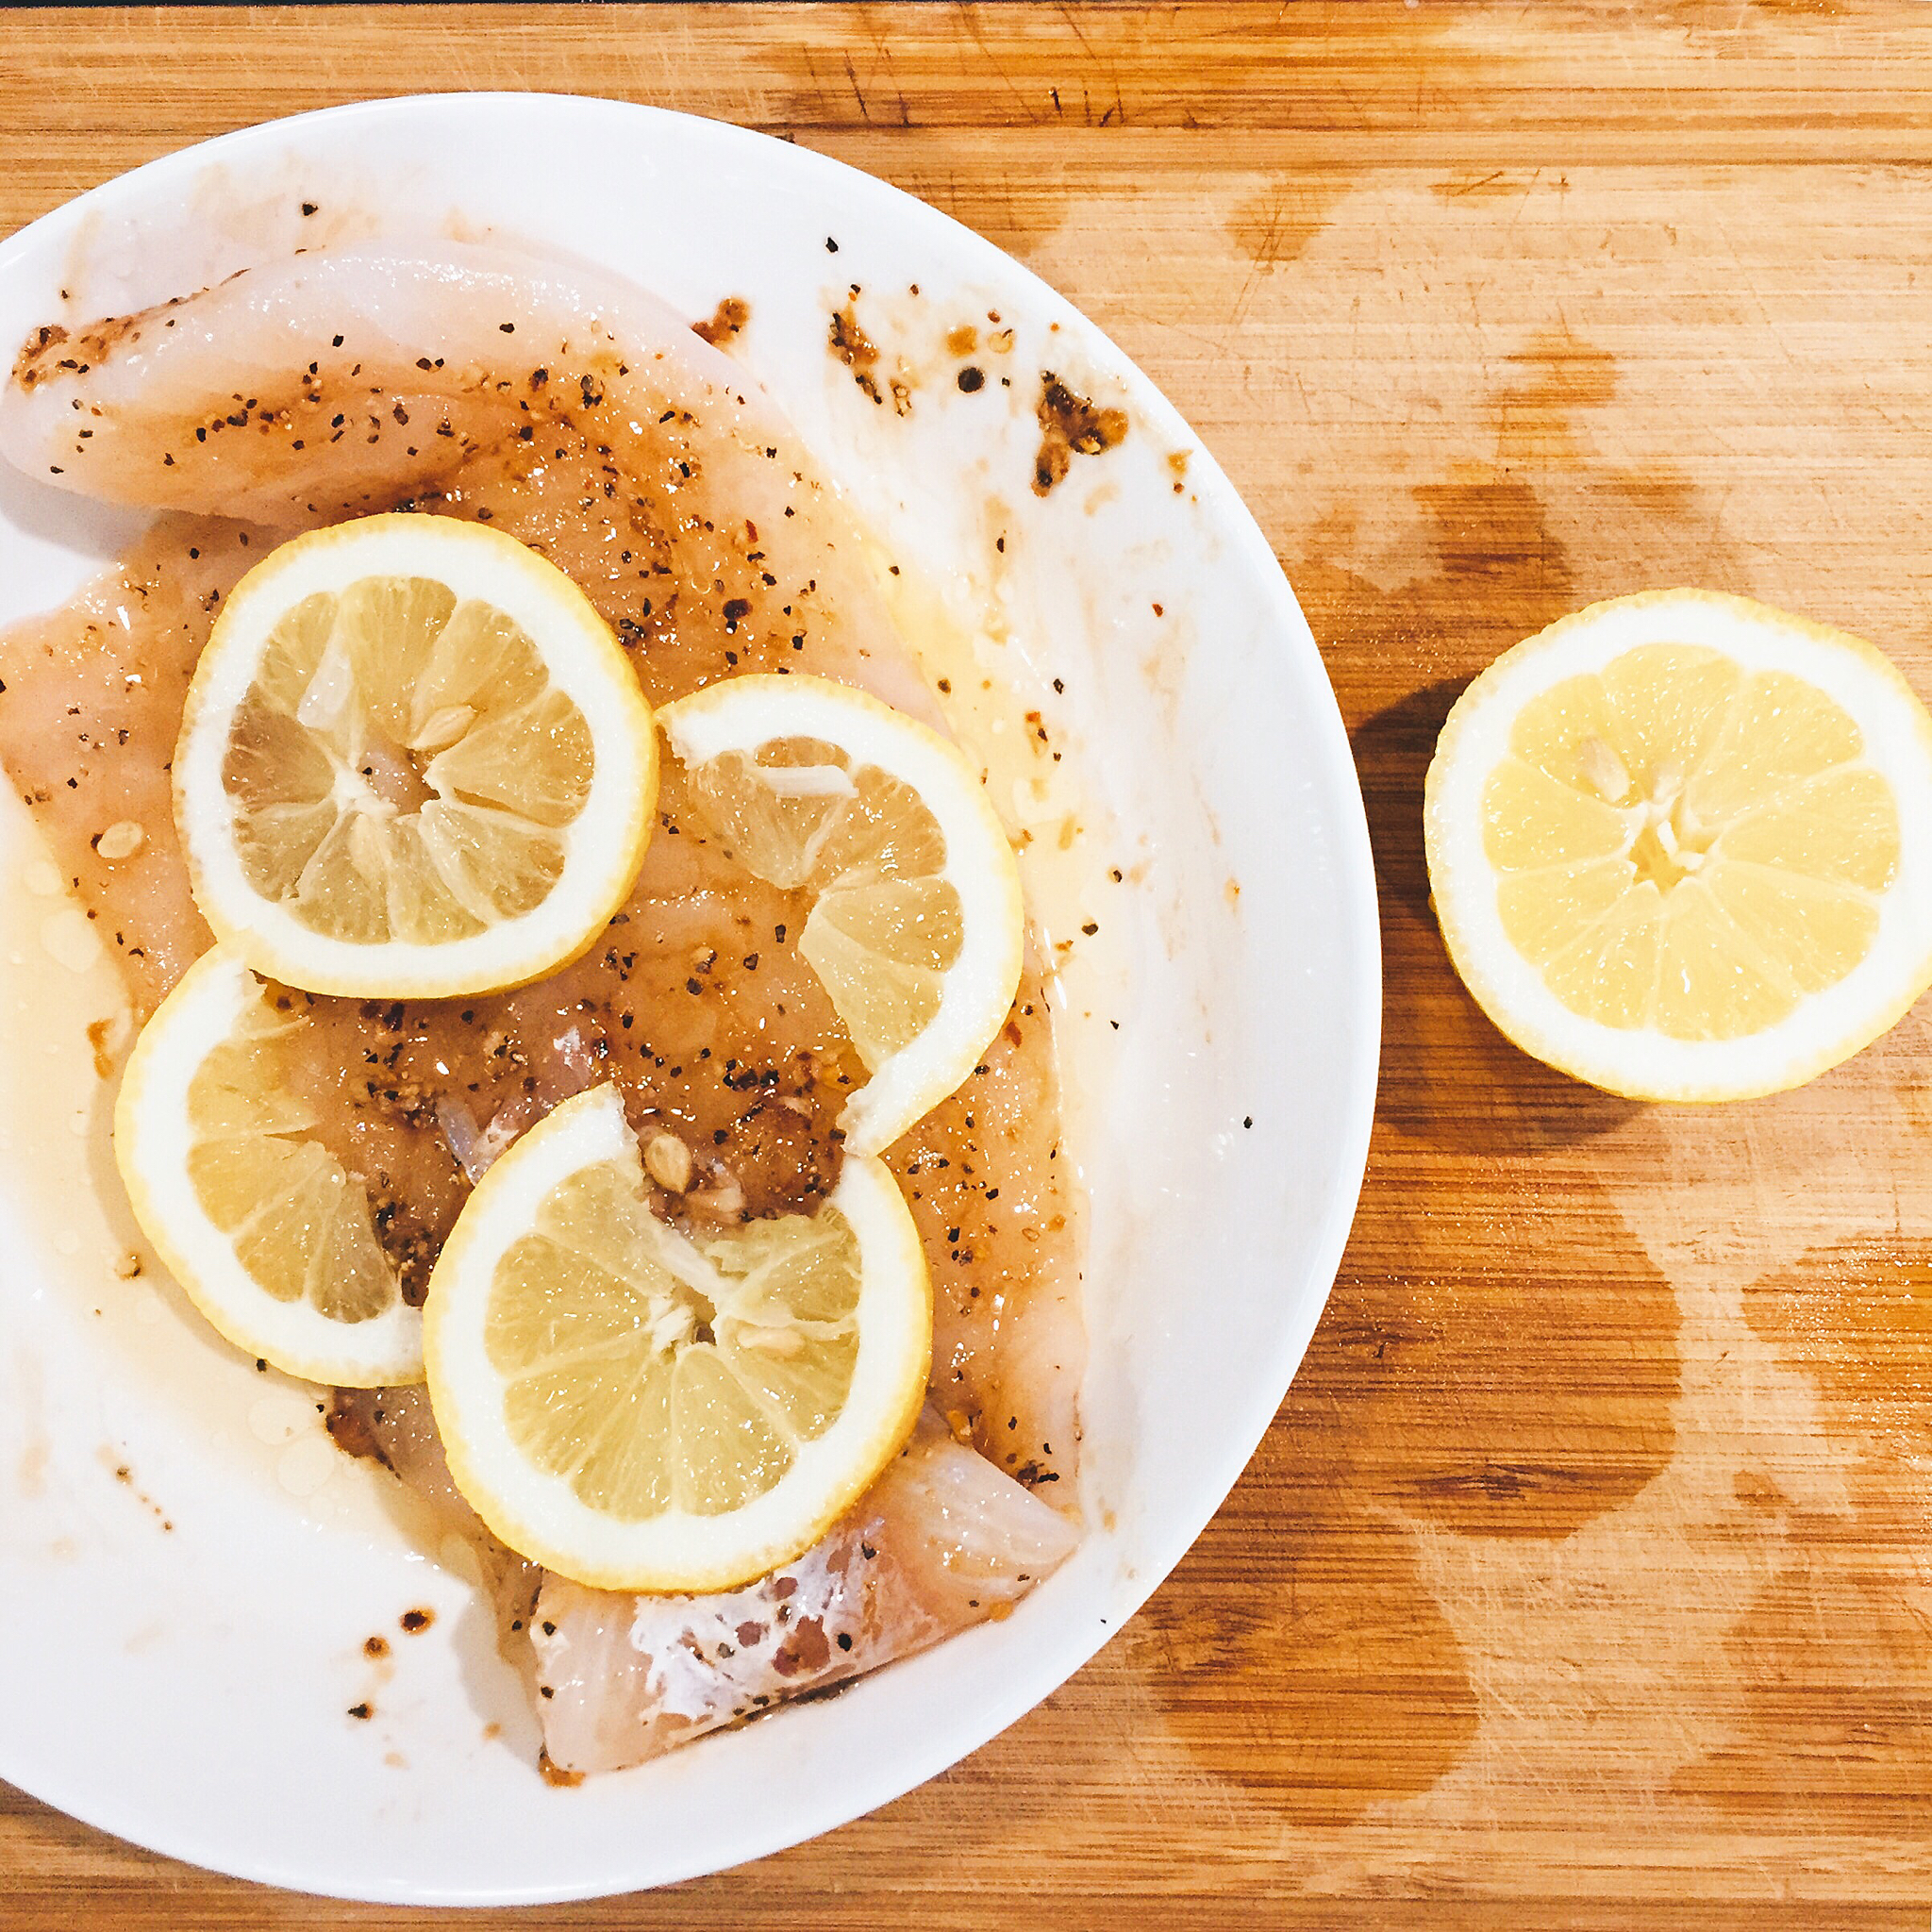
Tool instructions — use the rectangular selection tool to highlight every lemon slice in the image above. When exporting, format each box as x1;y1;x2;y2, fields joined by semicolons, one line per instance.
175;513;658;998
658;675;1024;1156
424;1084;930;1592
112;948;424;1385
1425;589;1932;1100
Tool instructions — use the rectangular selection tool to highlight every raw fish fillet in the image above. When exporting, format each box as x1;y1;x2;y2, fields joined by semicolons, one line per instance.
0;240;1087;1764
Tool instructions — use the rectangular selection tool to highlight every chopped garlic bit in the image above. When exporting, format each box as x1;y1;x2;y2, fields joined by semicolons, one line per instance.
644;1130;693;1194
94;819;145;861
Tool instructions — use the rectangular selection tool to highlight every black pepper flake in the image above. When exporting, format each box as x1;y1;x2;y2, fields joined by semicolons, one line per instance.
301;201;318;217
347;1703;373;1721
1243;1115;1254;1128
957;366;985;393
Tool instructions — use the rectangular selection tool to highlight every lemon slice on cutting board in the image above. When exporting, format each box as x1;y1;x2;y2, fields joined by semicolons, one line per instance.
1425;589;1932;1101
175;513;657;998
658;674;1024;1156
424;1083;930;1592
112;947;424;1386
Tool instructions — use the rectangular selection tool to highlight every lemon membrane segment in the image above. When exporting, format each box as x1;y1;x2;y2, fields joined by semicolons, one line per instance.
1480;641;1899;1041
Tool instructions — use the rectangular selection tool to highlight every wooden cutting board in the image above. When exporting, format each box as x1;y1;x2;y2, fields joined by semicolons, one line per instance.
6;7;1932;1926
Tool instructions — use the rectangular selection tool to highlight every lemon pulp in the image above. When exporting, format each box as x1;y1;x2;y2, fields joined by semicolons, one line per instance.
185;979;398;1320
685;735;964;1069
488;1151;866;1520
114;949;423;1386
1482;642;1899;1041
225;574;594;946
659;674;1024;1156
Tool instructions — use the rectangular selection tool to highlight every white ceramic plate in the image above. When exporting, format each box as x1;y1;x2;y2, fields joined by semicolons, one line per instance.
0;95;1377;1903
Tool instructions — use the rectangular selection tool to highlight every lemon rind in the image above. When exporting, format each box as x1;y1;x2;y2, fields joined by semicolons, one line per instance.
112;947;426;1385
423;1083;932;1593
174;515;658;999
1424;588;1932;1102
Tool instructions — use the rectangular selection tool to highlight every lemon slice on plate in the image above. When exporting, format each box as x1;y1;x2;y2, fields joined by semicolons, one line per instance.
658;674;1024;1156
175;513;658;998
112;947;424;1386
1425;589;1932;1100
424;1084;931;1592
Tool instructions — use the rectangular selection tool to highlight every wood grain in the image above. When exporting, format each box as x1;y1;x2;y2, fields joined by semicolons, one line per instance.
8;6;1932;1925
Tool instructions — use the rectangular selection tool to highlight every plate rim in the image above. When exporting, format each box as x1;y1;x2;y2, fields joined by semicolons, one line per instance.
0;87;1382;1904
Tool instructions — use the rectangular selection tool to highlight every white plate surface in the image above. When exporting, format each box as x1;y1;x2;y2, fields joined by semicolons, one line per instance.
0;93;1378;1904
